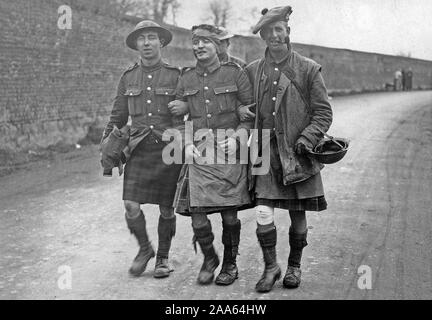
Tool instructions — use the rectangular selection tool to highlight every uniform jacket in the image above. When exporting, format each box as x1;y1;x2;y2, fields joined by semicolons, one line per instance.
102;60;182;159
176;59;254;207
219;52;247;68
245;46;333;186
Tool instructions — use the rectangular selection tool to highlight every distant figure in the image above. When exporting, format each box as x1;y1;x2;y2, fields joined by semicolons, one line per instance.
406;68;413;90
216;26;247;68
394;69;402;91
401;68;406;91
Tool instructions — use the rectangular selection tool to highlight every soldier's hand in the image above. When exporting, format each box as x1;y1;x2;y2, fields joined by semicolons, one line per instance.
185;144;200;162
168;100;189;116
294;136;313;155
101;153;119;176
237;103;256;122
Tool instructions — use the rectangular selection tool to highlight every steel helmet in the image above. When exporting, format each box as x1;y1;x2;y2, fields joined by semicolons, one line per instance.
309;137;349;164
126;20;173;50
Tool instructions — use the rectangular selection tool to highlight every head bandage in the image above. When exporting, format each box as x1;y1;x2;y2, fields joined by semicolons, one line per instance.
192;28;221;47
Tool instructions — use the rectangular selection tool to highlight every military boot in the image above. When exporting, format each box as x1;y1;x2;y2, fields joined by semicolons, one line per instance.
215;220;241;286
283;228;307;288
126;211;155;276
154;215;176;278
255;227;281;293
193;221;220;285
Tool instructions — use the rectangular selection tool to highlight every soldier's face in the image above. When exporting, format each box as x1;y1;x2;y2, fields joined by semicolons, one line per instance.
262;21;289;51
219;39;229;54
136;31;162;60
192;37;217;62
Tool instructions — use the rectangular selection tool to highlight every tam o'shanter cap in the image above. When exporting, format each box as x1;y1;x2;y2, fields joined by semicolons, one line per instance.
126;20;173;50
252;6;293;35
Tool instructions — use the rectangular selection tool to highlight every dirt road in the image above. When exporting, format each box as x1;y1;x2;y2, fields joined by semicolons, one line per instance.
1;91;431;300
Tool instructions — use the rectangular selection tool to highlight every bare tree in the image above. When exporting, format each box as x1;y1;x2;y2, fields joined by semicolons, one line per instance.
209;0;231;27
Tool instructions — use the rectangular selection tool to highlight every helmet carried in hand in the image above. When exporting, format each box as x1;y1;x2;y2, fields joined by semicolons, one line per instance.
308;137;349;164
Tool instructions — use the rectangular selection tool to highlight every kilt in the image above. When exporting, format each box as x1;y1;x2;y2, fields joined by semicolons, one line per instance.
254;137;327;212
256;196;327;212
174;165;253;216
123;136;181;207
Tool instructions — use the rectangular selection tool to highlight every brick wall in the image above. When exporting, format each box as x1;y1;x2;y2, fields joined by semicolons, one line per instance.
1;0;432;153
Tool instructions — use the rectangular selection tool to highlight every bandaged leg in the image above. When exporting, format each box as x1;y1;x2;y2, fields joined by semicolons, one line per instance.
256;205;275;233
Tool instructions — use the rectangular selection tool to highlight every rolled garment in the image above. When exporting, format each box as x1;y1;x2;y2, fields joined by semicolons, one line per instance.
100;125;130;176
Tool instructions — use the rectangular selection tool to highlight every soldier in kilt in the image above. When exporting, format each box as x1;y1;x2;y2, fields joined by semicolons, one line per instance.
101;20;183;278
169;24;254;286
242;6;333;292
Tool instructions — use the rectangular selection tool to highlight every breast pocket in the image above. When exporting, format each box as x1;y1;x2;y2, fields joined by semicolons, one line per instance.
183;89;200;117
214;85;238;113
124;87;143;115
155;88;176;114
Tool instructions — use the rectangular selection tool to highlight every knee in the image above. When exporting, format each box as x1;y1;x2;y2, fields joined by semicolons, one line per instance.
191;213;209;229
159;206;175;219
256;205;274;225
289;210;307;233
221;210;238;225
124;200;140;218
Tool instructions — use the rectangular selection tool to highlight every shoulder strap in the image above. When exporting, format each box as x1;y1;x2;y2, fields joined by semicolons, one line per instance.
289;77;310;113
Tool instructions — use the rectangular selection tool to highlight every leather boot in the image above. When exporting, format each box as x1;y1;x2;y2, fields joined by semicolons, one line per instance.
215;220;240;286
154;215;176;278
283;228;307;288
126;211;155;276
193;221;220;285
255;227;281;293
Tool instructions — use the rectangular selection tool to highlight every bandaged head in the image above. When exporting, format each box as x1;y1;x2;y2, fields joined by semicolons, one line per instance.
191;24;222;53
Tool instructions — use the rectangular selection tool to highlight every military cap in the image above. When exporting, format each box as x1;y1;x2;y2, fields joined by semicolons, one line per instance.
126;20;173;50
216;26;234;40
252;6;293;37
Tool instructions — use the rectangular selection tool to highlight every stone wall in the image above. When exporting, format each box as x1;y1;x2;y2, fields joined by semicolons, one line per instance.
1;0;432;153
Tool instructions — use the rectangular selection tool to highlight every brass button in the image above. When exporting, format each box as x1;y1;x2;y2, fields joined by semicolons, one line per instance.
165;92;169;95
204;86;209;90
146;87;151;91
272;97;276;101
149;125;154;129
205;99;210;104
129;93;133;96
203;73;208;77
225;89;229;92
274;68;279;71
207;114;212;118
272;112;276;116
148;112;152;116
147;100;151;104
148;75;152;79
273;81;277;85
